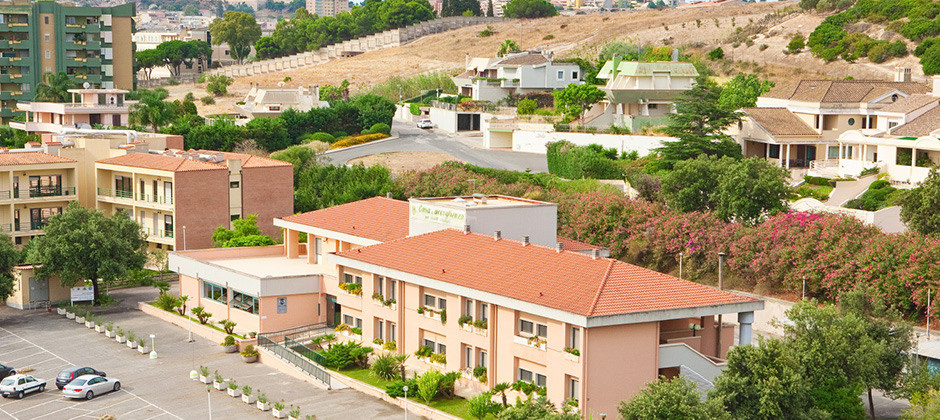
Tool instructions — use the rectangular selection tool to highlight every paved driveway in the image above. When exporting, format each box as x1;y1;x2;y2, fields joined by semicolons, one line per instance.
0;286;404;420
323;123;548;173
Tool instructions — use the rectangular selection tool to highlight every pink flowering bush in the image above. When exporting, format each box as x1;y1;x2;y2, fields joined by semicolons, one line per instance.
394;164;939;317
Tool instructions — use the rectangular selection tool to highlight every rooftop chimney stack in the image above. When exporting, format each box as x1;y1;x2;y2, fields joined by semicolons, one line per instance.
591;249;600;260
386;192;392;198
895;67;912;83
556;242;564;253
464;224;471;234
522;236;530;246
494;231;501;241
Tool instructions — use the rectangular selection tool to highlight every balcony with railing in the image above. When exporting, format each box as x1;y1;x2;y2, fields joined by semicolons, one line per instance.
0;221;48;235
96;188;174;209
143;227;175;245
0;186;76;202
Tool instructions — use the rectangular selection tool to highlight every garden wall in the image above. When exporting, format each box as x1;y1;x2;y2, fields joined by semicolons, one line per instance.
482;120;675;155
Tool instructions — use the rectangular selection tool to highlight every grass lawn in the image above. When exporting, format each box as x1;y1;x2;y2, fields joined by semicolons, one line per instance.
328;366;473;419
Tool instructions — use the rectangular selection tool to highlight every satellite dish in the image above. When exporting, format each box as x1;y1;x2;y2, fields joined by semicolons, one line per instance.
82;82;91;89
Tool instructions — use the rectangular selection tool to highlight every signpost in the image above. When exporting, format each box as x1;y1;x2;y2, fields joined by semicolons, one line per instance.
69;286;94;306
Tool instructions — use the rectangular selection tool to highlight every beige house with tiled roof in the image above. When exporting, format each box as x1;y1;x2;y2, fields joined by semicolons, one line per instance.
453;51;582;102
0;148;78;245
832;76;940;184
734;68;931;170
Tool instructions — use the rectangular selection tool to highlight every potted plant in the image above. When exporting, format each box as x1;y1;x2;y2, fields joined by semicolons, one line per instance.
288;405;301;420
221;335;237;353
212;371;228;391
66;307;76;319
473;365;487;383
138;337;151;354
198;366;211;384
249;331;257;339
257;393;271;411
305;415;317;420
227;380;241;398
56;306;66;316
75;310;86;324
272;400;287;419
241;344;259;363
126;331;138;349
94;318;106;333
116;328;126;344
242;385;256;404
105;323;114;338
84;314;95;328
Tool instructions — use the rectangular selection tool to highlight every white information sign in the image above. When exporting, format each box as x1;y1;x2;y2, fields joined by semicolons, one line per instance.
70;286;94;303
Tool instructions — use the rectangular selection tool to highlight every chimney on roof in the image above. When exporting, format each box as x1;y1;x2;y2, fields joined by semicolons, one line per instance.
494;230;501;241
43;141;62;156
895;67;912;83
522;236;529;246
556;242;563;253
386;192;392;198
591;249;600;260
464;224;471;234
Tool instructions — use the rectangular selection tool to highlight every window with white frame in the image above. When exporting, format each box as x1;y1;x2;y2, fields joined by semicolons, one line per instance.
535;373;547;387
464;345;472;369
568;376;580;401
376;319;384;340
343;273;362;285
478;350;487;368
423;338;435;349
437;343;446;354
520;319;534;334
479;303;489;321
464;298;474;318
828;146;839;159
424;293;436;307
557;70;564;80
375;277;384;297
569;326;580;350
388;279;397;301
343;314;362;328
389;322;396;341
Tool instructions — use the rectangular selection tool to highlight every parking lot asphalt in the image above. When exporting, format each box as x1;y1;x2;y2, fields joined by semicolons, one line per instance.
0;286;405;420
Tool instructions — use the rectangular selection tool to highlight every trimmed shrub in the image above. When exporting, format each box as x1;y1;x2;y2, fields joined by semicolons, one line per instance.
804;175;831;186
330;133;389;150
546;141;623;180
369;123;391;135
308;132;336;143
517;98;538;115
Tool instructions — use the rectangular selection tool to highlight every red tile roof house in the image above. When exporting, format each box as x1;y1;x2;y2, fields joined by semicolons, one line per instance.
169;195;762;418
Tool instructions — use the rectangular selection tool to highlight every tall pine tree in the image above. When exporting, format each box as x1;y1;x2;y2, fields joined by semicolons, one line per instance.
487;0;494;16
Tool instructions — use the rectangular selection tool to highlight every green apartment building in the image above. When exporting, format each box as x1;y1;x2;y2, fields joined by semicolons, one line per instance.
0;0;135;122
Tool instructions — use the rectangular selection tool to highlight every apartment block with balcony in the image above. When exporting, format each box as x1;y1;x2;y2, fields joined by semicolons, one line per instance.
0;148;77;244
11;88;133;134
169;195;759;418
0;0;135;123
95;147;292;251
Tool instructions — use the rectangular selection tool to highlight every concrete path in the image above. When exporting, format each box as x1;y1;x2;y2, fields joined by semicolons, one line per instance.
827;174;878;206
323;123;548;173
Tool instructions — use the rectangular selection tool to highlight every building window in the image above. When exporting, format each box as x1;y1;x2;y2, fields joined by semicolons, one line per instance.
231;290;258;314
44;34;49;41
848;117;855;126
520;319;534;334
537;323;548;337
229;181;240;188
843;146;853;159
648;103;658;109
44;16;49;24
314;238;322;258
478;350;487;368
164;181;173;203
45;50;50;59
375;277;384;297
114;175;132;198
376;319;384;340
343;273;362;285
889;121;898;128
828;146;840;159
424;293;437;308
230;214;240;221
572;71;578;79
464;345;472;369
569;326;580;350
29;174;61;197
518;368;533;383
342;314;362;328
437;343;446;354
464;298;474;318
568;377;579;401
557;71;563;80
388;279;397;301
768;144;780;159
30;207;61;230
203;281;227;303
164;215;174;237
891;94;899;102
535;373;547;387
389;322;396;341
479;303;489;321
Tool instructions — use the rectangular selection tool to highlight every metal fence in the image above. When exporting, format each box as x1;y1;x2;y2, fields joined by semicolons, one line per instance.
258;335;332;388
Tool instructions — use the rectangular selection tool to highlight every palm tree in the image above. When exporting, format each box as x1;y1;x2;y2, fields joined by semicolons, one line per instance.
129;88;172;133
497;39;520;57
33;72;75;102
492;382;510;407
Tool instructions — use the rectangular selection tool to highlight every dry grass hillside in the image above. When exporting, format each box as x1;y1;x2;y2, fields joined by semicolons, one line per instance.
167;1;930;114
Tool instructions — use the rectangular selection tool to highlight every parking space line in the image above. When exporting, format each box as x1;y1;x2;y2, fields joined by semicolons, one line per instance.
68;393;138;419
0;327;68;364
0;340;24;350
12;397;65;414
5;353;56;365
0;405;17;420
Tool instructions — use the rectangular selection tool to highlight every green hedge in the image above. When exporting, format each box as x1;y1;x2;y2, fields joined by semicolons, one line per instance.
546;141;624;180
804;175;831;186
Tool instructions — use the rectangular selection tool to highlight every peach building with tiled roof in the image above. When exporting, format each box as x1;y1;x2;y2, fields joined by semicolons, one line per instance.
170;195;762;418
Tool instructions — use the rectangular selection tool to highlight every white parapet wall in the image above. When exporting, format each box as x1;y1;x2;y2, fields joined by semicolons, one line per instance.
483;119;675;155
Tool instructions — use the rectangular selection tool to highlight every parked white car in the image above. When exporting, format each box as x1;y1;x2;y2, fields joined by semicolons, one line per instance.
62;375;120;400
0;374;46;399
417;118;432;129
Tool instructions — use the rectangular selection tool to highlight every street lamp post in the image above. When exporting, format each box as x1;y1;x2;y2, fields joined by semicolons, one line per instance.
403;385;409;420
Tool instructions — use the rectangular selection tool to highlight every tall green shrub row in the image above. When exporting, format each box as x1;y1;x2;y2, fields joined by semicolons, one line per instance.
545;141;623;180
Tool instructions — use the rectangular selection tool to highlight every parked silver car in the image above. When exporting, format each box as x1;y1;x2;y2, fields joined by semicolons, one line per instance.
0;374;46;399
62;374;120;400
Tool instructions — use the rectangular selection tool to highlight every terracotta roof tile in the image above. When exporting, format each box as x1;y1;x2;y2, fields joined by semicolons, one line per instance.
0;151;76;166
497;53;550;66
556;235;605;252
891;105;940;137
96;153;224;172
879;94;940;114
744;108;819;136
763;80;928;103
335;229;755;317
282;197;409;242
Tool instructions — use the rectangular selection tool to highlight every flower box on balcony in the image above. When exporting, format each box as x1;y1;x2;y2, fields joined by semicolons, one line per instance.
564;351;580;362
513;335;547;351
